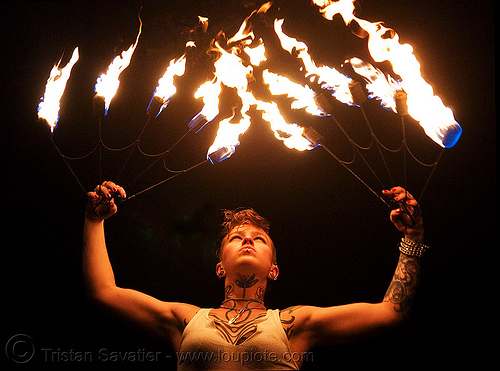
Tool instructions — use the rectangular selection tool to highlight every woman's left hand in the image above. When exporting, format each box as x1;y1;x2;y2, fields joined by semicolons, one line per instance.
383;187;424;242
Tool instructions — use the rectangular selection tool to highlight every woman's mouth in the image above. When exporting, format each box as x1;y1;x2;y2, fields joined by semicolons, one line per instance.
240;245;255;252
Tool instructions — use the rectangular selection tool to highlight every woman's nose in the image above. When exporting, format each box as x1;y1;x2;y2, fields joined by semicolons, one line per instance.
242;236;254;245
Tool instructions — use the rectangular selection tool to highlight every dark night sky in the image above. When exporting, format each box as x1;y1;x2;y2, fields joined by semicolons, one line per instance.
3;0;495;369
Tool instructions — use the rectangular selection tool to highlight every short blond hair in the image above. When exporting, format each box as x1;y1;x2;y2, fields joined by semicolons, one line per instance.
217;208;276;263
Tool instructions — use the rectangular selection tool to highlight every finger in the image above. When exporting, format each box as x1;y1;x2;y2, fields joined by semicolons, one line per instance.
94;184;111;199
405;199;418;207
109;199;117;213
102;181;126;199
390;209;406;230
87;191;101;201
89;191;106;205
390;186;405;194
402;211;415;226
406;199;422;218
103;181;123;195
392;188;407;201
404;191;414;200
102;181;118;192
116;186;126;199
390;208;400;219
384;187;405;201
396;189;414;202
98;184;112;199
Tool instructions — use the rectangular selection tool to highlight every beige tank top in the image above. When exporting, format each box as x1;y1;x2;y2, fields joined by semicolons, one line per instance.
177;309;300;370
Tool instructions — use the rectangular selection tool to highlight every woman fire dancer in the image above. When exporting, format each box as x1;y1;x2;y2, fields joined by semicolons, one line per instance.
83;180;426;370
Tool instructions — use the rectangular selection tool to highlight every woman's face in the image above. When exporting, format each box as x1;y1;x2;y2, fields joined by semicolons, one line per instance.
220;224;275;273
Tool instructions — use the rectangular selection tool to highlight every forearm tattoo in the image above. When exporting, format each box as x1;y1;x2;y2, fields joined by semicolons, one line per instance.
383;253;421;318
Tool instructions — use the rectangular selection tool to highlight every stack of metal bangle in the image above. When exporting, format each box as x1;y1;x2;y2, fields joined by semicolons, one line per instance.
399;237;429;257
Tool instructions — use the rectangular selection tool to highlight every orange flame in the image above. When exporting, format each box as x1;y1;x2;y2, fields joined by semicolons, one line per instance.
349;57;401;112
254;99;316;151
244;42;267;66
273;19;353;105
207;112;252;163
262;69;325;116
191;40;252;135
94;21;142;114
206;3;319;162
198;16;209;33
37;47;80;132
152;54;187;115
227;1;273;46
312;0;462;147
205;43;254;161
189;78;223;134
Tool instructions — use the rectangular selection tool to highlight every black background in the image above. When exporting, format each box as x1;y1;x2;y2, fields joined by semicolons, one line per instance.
3;0;495;369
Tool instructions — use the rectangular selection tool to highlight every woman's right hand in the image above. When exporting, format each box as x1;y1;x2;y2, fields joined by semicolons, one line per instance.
86;181;126;221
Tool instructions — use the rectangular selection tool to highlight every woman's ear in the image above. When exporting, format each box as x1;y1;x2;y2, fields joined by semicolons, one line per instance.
268;264;279;281
216;262;226;279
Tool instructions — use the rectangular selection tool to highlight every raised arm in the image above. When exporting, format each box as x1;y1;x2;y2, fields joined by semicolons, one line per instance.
282;187;427;353
82;182;123;298
381;186;425;318
82;181;199;349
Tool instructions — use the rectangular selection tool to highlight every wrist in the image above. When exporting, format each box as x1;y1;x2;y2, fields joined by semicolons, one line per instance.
85;213;105;223
399;237;428;258
404;234;423;244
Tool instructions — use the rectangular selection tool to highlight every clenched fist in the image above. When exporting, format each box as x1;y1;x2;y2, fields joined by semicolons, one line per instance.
86;181;126;221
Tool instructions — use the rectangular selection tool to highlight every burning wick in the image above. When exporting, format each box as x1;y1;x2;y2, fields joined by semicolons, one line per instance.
37;1;462;203
37;47;80;131
94;11;142;116
150;54;188;117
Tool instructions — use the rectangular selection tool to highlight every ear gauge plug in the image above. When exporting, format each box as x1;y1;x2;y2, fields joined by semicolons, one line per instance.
218;268;225;278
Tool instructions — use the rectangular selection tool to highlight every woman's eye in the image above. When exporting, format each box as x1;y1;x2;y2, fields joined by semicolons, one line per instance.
255;236;266;242
230;235;242;241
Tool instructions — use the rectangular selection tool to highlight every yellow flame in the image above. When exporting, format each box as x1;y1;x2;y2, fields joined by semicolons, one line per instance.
312;0;461;147
314;0;355;24
205;1;321;161
244;42;267;66
214;43;253;90
154;55;187;108
273;19;353;105
227;1;273;46
194;41;251;127
262;69;324;116
198;16;209;33
349;57;402;112
38;47;80;132
94;22;142;113
207;4;322;161
255;99;315;151
206;44;254;160
207;112;252;162
194;78;222;122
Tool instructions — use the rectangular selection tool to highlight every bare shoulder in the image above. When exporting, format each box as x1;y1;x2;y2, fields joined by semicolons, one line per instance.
279;306;312;338
279;305;314;321
167;302;201;327
160;302;201;350
279;306;317;355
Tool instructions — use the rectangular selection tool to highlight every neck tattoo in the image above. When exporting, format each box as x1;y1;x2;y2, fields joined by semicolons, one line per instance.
220;298;266;324
234;273;259;298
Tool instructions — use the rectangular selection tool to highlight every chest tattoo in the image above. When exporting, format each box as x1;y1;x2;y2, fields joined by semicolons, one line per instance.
209;312;266;346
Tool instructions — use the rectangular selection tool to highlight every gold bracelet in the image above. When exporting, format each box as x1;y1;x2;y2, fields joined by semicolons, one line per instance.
399;237;429;257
